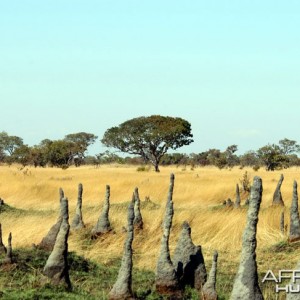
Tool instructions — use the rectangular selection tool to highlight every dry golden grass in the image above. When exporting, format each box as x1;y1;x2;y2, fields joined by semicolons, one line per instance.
0;163;299;282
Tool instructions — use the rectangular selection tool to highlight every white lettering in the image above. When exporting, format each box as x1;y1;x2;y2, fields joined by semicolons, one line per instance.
289;284;300;293
279;270;292;283
292;271;300;284
262;270;278;283
276;285;289;293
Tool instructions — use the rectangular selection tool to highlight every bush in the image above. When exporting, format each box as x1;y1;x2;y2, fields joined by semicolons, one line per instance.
253;165;260;171
136;165;151;172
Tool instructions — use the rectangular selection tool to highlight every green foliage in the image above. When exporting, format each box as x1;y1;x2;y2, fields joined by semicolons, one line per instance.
0;248;163;300
286;154;300;166
101;115;193;172
95;150;125;164
0;132;97;168
182;286;201;299
257;144;288;171
160;153;189;165
189;152;210;166
239;150;261;167
0;244;284;299
0;148;6;162
268;240;300;253
64;132;98;166
2;248;196;299
29;145;48;167
64;132;97;149
189;147;240;169
253;165;260;171
44;140;74;167
10;144;31;166
216;267;236;300
278;138;300;155
207;149;228;169
224;145;239;167
0;131;23;156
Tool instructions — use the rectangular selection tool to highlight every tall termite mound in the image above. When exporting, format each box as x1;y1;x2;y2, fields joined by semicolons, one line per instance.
71;183;85;229
133;187;143;231
230;176;264;300
155;173;181;298
108;197;135;300
234;184;241;208
43;198;72;290
272;174;284;206
0;223;7;255
202;251;218;300
289;181;300;242
38;188;65;251
2;232;13;264
91;185;112;238
173;221;207;290
280;211;285;234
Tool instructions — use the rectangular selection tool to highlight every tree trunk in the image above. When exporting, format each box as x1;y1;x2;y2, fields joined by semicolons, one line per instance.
154;162;160;172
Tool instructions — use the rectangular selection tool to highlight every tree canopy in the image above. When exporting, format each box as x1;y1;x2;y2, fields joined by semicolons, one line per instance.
101;115;193;171
64;132;97;158
278;138;300;155
0;131;97;168
0;131;23;155
257;138;300;171
63;132;98;165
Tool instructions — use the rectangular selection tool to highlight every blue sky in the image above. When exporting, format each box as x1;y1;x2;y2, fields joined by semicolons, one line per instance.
1;1;300;155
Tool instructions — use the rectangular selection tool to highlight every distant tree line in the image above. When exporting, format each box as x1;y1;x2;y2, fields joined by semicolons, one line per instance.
159;139;300;171
83;139;300;171
0;130;299;171
0;131;98;168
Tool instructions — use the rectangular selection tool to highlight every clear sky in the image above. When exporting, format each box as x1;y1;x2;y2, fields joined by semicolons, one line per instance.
1;1;300;155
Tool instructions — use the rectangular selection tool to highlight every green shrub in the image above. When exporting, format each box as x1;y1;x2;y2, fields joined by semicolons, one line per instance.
136;165;150;172
253;165;260;171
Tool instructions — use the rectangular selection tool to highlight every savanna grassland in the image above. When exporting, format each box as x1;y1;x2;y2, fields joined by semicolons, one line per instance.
0;164;300;299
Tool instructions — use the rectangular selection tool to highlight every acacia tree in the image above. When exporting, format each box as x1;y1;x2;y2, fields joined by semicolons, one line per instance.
278;138;300;155
225;144;239;167
101;115;193;172
64;132;98;166
64;132;97;156
0;131;23;155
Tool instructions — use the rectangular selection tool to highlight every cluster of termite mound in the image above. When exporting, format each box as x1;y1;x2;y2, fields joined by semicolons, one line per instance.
223;173;287;208
2;172;300;299
222;173;300;245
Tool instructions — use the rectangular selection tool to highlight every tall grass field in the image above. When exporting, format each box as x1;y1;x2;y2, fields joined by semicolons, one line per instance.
0;164;299;299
